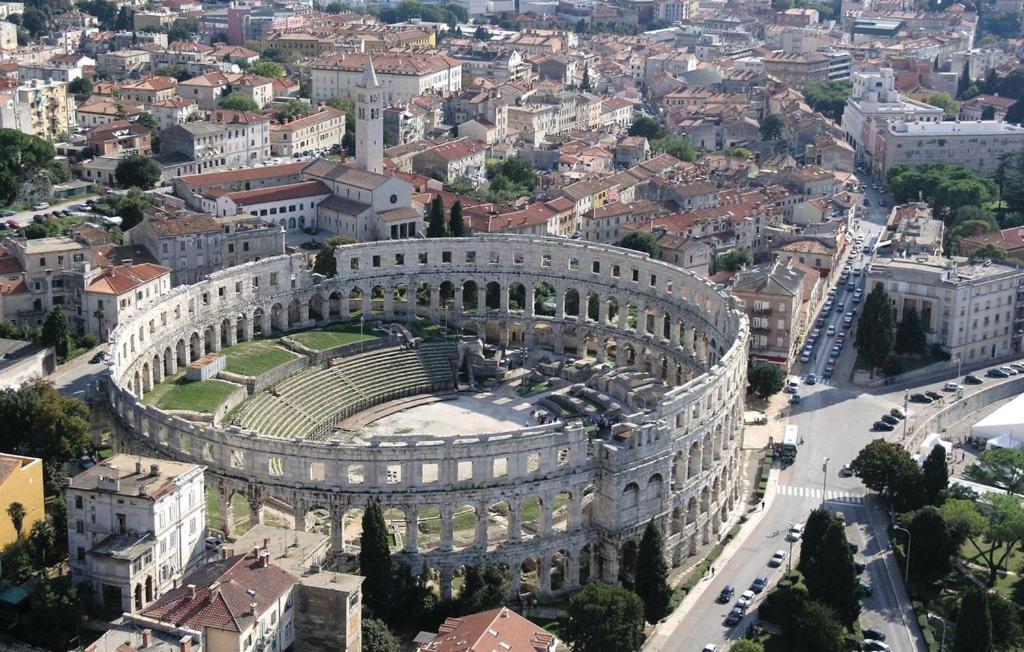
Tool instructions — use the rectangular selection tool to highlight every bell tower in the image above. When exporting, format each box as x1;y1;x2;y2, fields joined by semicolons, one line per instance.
355;56;383;175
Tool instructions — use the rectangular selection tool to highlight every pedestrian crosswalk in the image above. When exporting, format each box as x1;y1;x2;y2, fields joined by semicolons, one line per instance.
773;484;866;504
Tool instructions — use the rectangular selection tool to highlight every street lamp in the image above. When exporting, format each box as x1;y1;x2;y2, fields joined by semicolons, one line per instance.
902;391;909;440
821;457;830;506
955;355;962;379
928;612;948;652
894;524;911;585
786;522;796;574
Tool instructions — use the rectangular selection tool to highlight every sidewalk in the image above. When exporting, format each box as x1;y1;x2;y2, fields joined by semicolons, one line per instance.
644;466;782;651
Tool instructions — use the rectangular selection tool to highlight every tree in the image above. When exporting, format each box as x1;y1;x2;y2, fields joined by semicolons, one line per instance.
904;506;955;585
581;66;591;92
114;5;131;30
957;61;972;99
803;80;853;122
634;520;671;623
359;498;392;617
925;92;959;119
473;25;490;40
730;642;765;652
922;444;949;504
427;194;446;237
67;76;92;96
616;231;659;257
458;561;506;614
449;200;466;237
275;99;310;123
21;8;47;37
887;163;996;221
312;236;356;277
797;508;833;574
40;307;73;363
759;113;785;141
6;502;25;540
954;587;992;652
115;187;151;231
0;129;60;206
716;248;752;272
27;519;55;569
965;448;1024;494
988;593;1024;652
248;61;285;78
628;116;667;141
894;305;927;356
855;283;895;373
790;599;845;652
970;243;1008;261
804;521;861;625
362;618;400;652
21;576;92;651
747;362;785;399
850;439;925;509
562;582;645;652
652;135;697;162
135;112;160;152
941;495;1024;586
1006;100;1024;125
981;105;996;120
114;154;161;190
218;91;260;112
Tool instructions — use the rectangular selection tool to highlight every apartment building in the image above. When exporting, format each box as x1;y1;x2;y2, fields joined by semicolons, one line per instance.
161;112;271;174
219;214;286;267
125;210;224;285
86;120;153;157
873;120;1024;178
83;263;172;341
67;455;206;614
311;52;462;104
762;51;830;90
118;76;178;106
95;49;151;79
411;138;487;183
867;255;1024;363
179;72;275;112
13;79;72;140
732;258;817;367
269;107;346;157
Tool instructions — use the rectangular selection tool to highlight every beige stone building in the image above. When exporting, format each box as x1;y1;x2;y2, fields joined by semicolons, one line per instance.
15;79;72;140
732;258;817;367
270;107;346;157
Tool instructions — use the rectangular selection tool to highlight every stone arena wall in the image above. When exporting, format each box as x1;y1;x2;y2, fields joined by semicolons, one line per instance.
105;236;750;599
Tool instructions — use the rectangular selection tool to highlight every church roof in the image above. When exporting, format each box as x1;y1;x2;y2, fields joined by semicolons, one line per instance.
363;56;380;88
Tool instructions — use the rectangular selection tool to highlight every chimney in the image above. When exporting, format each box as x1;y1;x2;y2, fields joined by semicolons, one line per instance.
252;546;260;558
149;463;159;476
141;629;152;648
259;550;270;568
135;461;142;475
179;635;192;652
263;537;270;550
186;584;196;600
209;581;220;603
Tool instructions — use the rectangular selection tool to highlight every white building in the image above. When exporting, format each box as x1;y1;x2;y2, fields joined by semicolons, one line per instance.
841;68;944;166
866;255;1024;364
67;455;206;615
873;120;1024;178
311;52;461;105
83;263;173;341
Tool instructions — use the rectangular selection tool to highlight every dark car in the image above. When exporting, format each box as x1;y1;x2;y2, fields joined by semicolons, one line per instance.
840;464;855;477
751;577;769;593
872;421;895;431
816;317;825;328
880;414;899;425
725;606;745;626
988;368;1010;378
965;374;983;384
925;391;943;401
863;642;891;652
89;351;105;364
863;629;886;642
805;373;817;385
909;393;934;403
716;586;735;603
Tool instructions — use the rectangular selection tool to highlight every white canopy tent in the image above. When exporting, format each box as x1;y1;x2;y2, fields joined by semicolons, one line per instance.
971;393;1024;450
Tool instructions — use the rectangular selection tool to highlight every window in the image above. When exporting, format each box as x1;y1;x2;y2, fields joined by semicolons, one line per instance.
390;194;398;204
74;495;83;509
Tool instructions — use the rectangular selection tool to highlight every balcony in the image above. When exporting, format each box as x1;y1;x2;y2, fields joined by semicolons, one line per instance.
751;306;772;316
751;325;771;335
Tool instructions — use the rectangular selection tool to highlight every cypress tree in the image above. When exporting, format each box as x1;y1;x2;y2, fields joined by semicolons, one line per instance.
634;521;671;623
427;195;446;237
922;444;949;504
804;521;861;626
40;307;73;362
797;508;832;574
581;66;591;91
359;498;393;618
954;587;992;652
449;200;466;237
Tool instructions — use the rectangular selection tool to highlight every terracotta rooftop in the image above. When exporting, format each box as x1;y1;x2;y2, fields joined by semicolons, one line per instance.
144;213;221;237
86;263;170;295
226;180;331;207
422;607;555;652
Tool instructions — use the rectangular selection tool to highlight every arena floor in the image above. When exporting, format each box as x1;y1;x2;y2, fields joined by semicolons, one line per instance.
359;385;547;437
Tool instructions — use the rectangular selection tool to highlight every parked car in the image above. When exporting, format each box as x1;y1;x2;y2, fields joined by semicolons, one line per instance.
737;590;755;609
944;382;962;392
827;324;836;335
702;645;718;652
925;391;943;401
880;414;899;425
725;606;745;626
31;202;49;210
965;374;983;384
751;577;769;593
204;536;223;551
0;210;14;217
787;523;804;541
863;641;891;652
909;393;933;404
873;421;895;432
863;628;886;641
799;352;811;363
768;550;787;567
1000;366;1018;376
89;351;105;364
840;464;854;477
805;373;817;384
716;586;735;603
789;394;801;405
890;407;906;419
988;368;1010;378
78;454;95;469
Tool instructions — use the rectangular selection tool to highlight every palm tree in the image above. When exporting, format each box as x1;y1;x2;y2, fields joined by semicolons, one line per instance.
7;502;26;539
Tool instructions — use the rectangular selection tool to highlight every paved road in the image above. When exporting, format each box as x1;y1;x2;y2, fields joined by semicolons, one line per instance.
49;344;108;402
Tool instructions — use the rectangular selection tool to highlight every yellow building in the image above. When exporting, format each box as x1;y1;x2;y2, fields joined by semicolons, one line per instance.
0;454;44;547
16;79;72;141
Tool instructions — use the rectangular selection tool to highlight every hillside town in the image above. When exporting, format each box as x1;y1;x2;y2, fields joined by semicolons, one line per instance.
0;0;1021;649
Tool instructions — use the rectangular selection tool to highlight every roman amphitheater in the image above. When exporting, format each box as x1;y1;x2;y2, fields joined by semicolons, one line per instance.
105;235;749;600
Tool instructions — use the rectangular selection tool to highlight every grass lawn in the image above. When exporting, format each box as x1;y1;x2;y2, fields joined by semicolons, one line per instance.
960;540;1024;600
290;323;377;351
147;378;238;413
205;489;253;536
219;339;296;376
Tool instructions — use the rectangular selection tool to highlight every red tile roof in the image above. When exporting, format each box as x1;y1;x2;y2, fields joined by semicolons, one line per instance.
422;608;555;652
142;551;297;633
86;263;170;295
178;162;306;187
226;180;331;207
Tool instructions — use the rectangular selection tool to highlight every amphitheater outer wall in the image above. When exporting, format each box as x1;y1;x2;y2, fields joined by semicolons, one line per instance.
106;236;750;598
